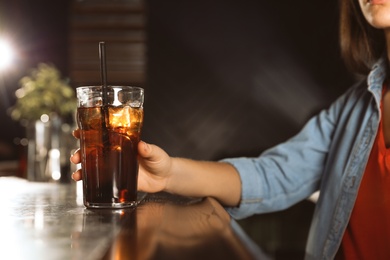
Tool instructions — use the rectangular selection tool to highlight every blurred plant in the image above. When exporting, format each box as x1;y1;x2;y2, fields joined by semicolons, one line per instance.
9;63;76;123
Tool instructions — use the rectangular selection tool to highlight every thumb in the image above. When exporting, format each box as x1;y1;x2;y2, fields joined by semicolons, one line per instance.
138;141;152;159
138;141;170;166
138;141;165;161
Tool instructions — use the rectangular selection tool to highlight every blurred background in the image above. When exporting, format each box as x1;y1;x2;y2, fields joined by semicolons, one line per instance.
0;0;354;258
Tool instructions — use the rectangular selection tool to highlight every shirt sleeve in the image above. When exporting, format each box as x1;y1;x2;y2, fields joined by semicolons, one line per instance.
221;87;354;219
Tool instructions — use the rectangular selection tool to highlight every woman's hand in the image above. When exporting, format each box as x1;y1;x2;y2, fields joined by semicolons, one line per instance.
69;129;173;194
136;141;173;193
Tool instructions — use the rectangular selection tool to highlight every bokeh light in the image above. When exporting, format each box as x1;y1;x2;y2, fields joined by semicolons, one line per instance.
0;38;14;70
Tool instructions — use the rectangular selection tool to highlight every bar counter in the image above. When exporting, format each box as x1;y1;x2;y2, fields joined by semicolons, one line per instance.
0;177;268;260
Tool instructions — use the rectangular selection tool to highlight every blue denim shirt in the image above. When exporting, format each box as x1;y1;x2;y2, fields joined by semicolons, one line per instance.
223;57;387;259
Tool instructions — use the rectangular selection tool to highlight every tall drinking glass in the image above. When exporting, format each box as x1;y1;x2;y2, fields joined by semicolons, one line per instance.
76;86;144;208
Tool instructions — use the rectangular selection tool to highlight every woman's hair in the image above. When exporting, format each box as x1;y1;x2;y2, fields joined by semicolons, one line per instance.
340;0;385;74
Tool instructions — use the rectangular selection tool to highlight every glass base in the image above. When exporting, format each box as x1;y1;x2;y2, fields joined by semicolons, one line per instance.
84;192;147;209
84;201;138;209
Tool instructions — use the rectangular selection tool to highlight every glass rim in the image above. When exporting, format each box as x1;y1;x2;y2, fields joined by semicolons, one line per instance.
76;85;144;91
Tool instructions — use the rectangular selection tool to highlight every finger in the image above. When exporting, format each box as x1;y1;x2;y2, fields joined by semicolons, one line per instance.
138;141;151;157
72;169;82;181
72;129;80;139
138;141;163;162
70;148;81;164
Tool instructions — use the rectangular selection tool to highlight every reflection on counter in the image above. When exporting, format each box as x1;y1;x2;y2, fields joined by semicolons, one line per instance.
106;196;257;259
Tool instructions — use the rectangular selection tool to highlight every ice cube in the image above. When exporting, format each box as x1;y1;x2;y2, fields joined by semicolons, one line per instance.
129;101;142;108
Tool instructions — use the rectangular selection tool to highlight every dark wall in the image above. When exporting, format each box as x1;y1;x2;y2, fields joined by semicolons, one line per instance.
0;0;354;162
0;0;69;160
143;0;354;160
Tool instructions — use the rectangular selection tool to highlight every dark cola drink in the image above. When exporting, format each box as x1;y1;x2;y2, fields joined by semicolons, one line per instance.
76;86;144;209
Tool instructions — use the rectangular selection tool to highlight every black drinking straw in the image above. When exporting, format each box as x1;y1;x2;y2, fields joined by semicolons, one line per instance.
99;42;110;145
99;42;108;105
